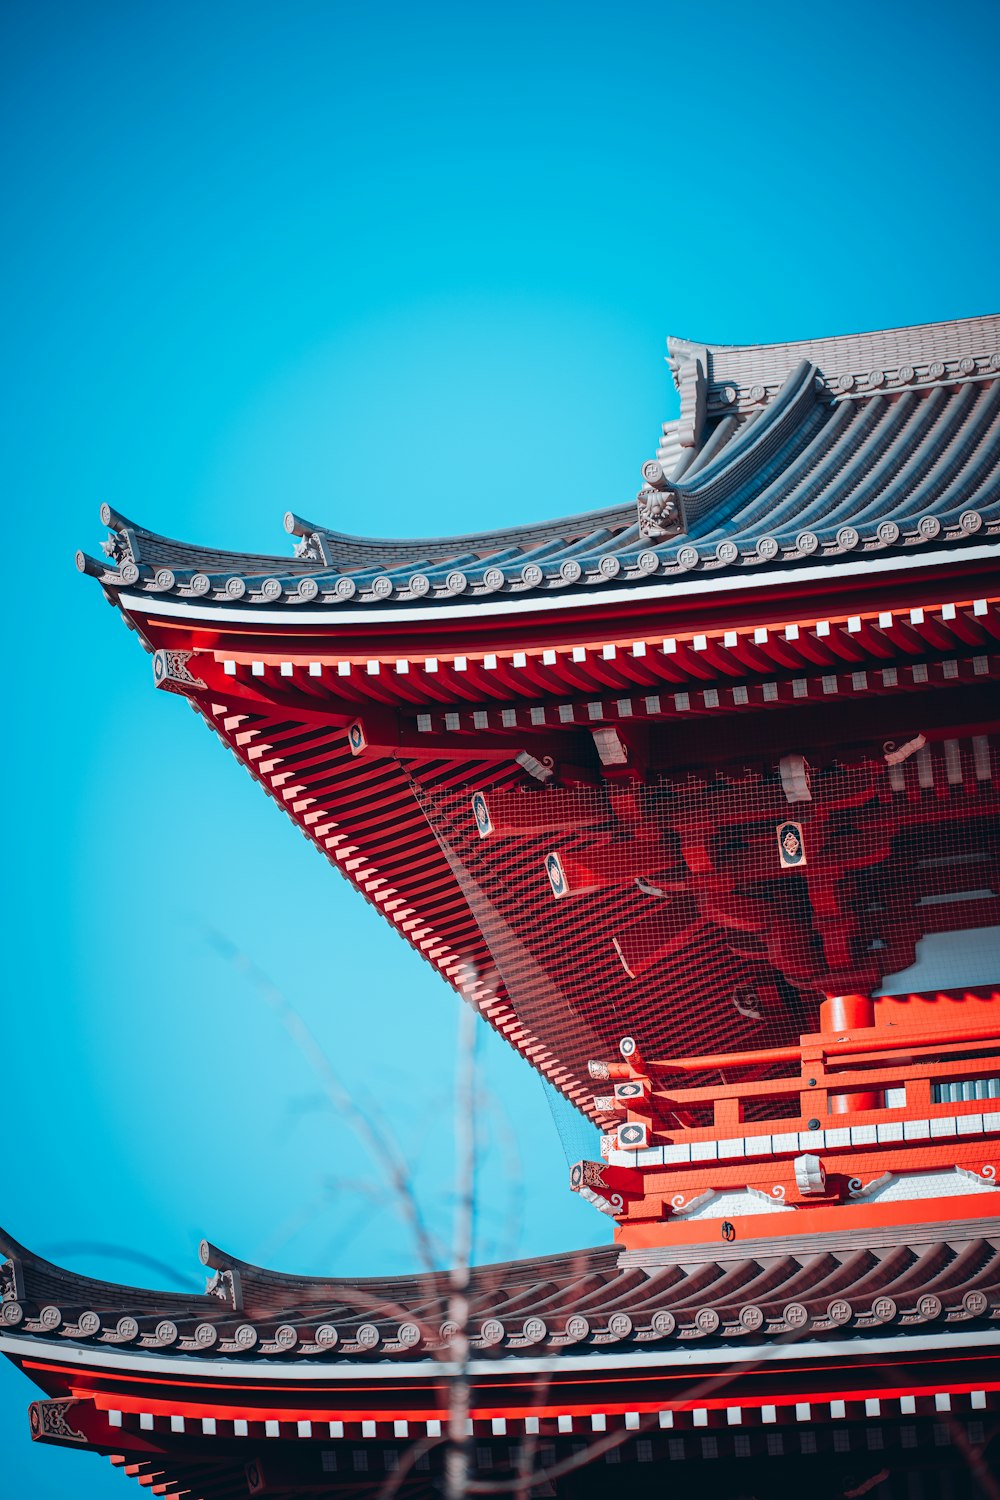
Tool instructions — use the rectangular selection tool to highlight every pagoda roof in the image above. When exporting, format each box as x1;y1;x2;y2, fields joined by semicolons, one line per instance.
72;314;1000;1124
3;1217;998;1370
78;313;1000;618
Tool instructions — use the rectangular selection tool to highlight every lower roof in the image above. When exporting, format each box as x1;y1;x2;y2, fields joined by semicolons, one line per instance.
3;1217;998;1373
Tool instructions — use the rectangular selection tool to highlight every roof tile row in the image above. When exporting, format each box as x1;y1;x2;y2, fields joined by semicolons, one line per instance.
77;315;1000;613
3;1225;998;1365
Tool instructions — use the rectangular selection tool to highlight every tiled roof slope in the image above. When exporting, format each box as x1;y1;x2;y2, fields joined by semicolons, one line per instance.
77;314;1000;611
2;1219;998;1364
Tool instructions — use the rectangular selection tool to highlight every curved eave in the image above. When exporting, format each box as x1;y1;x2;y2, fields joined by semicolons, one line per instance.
107;537;1000;631
4;1324;997;1382
0;1226;210;1317
4;1221;998;1372
283;499;638;570
80;341;1000;613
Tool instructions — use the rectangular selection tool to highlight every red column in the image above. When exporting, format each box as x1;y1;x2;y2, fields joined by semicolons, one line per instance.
821;993;880;1114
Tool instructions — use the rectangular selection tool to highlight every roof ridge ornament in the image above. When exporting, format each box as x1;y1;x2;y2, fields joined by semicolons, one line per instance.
636;459;685;542
284;512;334;566
684;312;1000;412
666;338;708;450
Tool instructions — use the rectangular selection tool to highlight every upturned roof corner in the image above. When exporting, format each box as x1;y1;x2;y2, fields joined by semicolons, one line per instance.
75;312;1000;610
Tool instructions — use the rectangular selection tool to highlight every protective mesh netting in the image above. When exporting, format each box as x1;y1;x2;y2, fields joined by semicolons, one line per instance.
410;729;998;1100
539;1077;600;1165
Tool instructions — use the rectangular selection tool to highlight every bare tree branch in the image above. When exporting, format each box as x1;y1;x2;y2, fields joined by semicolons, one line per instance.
206;927;443;1275
445;996;478;1500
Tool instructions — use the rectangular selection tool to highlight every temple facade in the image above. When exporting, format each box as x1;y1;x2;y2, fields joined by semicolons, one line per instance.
3;313;999;1495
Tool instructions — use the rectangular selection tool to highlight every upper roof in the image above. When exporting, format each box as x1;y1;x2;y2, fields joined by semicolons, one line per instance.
78;314;1000;614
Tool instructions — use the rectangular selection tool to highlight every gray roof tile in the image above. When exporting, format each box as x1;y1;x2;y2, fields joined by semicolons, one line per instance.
78;314;1000;611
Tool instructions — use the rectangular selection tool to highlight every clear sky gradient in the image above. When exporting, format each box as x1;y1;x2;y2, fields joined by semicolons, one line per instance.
2;3;998;1493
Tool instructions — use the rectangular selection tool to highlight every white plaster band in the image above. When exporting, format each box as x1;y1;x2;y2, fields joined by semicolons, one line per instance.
117;543;1000;630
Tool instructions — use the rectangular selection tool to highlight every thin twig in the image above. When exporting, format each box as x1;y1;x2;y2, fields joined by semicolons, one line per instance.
445;996;478;1500
206;927;442;1275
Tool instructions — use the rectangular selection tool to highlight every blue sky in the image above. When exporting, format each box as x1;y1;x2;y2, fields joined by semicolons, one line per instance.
2;2;998;1492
